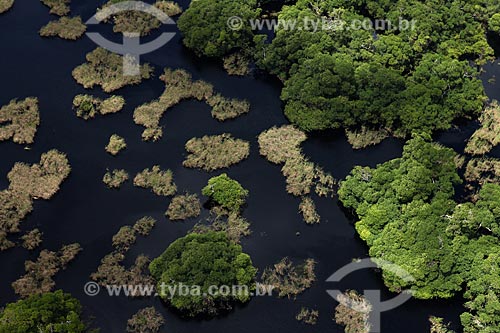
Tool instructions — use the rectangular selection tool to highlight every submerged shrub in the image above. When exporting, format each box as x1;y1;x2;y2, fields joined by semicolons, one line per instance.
12;243;81;298
299;197;320;224
192;207;251;243
166;193;201;221
40;0;70;16
465;101;500;155
133;216;156;236
105;134;127;155
39;16;87;40
72;47;153;93
334;291;371;333
133;68;249;140
223;51;251;76
345;127;389;150
21;229;43;250
261;257;316;298
103;169;129;189
0;97;40;144
73;94;125;119
258;125;306;164
183;134;250;171
296;307;319;325
126;307;165;333
133;165;177;196
0;0;14;14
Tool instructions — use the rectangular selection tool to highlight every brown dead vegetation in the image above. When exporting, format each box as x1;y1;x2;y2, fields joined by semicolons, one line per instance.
0;97;39;144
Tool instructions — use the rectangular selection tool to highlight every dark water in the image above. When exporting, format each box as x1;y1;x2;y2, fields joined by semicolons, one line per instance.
0;1;498;332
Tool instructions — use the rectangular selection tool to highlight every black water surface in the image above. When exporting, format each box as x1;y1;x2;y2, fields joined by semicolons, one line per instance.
1;1;499;332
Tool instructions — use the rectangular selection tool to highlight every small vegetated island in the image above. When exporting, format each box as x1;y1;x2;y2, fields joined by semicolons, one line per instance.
149;231;257;316
0;97;39;145
0;0;14;14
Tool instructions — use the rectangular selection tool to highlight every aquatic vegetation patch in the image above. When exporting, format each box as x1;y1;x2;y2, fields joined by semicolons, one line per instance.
345;127;390;150
0;97;40;144
73;94;125;119
126;307;165;333
12;243;81;298
100;0;182;37
258;125;335;223
0;150;70;250
103;169;129;189
429;317;454;333
21;229;43;250
202;173;248;211
91;217;157;290
105;134;127;155
0;0;14;14
261;257;316;298
39;16;86;40
166;193;201;221
72;48;153;93
296;307;319;325
192;207;251;243
183;134;250;171
223;51;251;76
464;158;500;189
40;0;70;16
334;291;371;333
133;165;177;196
133;68;249;140
465;101;500;155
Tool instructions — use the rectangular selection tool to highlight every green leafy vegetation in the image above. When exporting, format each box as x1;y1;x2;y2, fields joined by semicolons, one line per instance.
166;193;201;221
334;291;371;333
40;0;70;16
0;97;39;144
0;290;89;333
253;0;494;135
39;16;86;40
103;169;129;189
177;0;260;57
133;68;249;140
149;231;257;316
338;136;500;331
105;134;127;155
73;94;125;119
0;150;70;251
465;101;500;155
133;165;176;196
202;173;248;212
126;307;165;333
0;0;14;14
183;134;250;171
12;243;81;298
261;257;316;298
72;48;153;93
296;307;319;325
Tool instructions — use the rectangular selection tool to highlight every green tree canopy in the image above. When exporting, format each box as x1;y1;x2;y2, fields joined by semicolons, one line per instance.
202;173;248;211
149;231;257;316
0;290;88;333
177;0;260;57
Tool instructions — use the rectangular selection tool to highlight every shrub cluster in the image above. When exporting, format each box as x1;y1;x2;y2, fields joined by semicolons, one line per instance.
20;228;43;250
0;97;40;144
103;169;129;189
166;193;201;221
39;16;87;40
223;52;250;76
296;307;319;325
133;165;177;196
465;101;500;155
72;48;153;93
40;0;70;16
261;257;316;298
183;134;250;171
133;68;249;140
105;134;127;155
0;0;14;13
73;94;125;119
126;307;165;333
12;243;81;298
334;291;371;333
345;127;390;150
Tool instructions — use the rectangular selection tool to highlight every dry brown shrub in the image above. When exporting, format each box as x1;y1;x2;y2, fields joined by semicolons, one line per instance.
133;216;156;236
223;51;250;76
183;134;250;171
39;16;86;40
73;94;125;119
345;127;389;149
299;197;320;224
296;307;319;325
127;306;165;333
105;134;127;155
334;291;371;333
0;0;14;13
166;193;201;221
40;0;69;16
21;229;43;250
0;97;39;144
103;169;129;189
465;101;500;155
134;165;176;196
261;257;316;298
